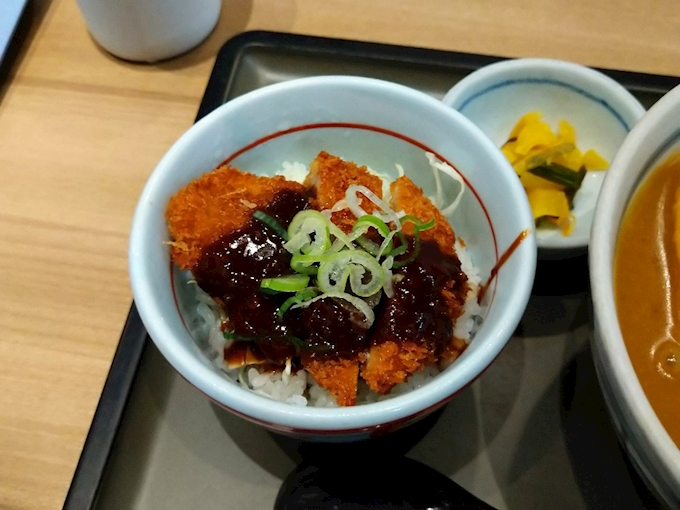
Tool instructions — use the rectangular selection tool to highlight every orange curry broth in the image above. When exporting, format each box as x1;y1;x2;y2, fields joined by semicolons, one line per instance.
614;150;680;448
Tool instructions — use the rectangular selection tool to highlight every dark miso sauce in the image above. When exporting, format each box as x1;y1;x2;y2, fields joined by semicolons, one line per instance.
478;229;530;302
192;195;470;367
296;298;370;360
371;239;467;353
193;189;309;365
193;189;309;296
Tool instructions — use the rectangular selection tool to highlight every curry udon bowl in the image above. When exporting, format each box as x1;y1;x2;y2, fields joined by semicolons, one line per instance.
590;83;680;507
129;76;537;441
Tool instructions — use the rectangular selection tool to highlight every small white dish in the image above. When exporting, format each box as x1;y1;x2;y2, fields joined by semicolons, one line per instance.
442;58;646;257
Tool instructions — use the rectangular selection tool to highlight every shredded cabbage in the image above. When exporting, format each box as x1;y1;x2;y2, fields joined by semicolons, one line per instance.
425;152;465;216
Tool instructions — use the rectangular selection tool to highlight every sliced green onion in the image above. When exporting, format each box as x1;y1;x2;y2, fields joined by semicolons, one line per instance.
389;215;435;268
355;236;382;256
391;231;408;257
291;253;329;275
376;231;397;259
382;255;395;298
393;228;421;269
327;221;355;250
564;166;587;206
527;163;586;189
350;215;393;256
222;332;257;342
329;238;349;253
290;291;375;328
253;210;288;240
285;210;331;255
351;215;391;237
317;250;383;297
223;331;304;348
260;275;310;292
421;218;435;231
400;215;435;231
283;231;311;254
277;287;319;319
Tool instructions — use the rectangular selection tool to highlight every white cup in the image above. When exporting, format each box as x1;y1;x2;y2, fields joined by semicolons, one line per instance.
76;0;222;63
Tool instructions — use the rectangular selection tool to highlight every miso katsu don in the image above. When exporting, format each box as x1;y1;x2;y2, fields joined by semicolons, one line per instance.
165;151;481;407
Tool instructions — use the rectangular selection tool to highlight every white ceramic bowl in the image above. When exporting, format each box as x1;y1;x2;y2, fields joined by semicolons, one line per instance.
442;58;646;257
129;76;537;441
590;84;680;508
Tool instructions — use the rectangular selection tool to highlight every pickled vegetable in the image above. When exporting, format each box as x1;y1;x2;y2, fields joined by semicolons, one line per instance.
502;112;608;235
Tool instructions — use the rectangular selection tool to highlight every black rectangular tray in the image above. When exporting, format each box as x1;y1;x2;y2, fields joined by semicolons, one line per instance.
63;30;680;510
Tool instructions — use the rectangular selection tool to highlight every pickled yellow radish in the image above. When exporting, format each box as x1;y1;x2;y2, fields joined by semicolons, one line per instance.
501;111;608;235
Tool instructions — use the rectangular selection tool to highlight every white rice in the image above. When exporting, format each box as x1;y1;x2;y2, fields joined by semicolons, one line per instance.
275;161;308;182
453;238;483;340
185;157;485;407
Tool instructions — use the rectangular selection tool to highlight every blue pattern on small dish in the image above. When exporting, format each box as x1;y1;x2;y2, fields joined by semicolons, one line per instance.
458;78;632;132
441;58;646;256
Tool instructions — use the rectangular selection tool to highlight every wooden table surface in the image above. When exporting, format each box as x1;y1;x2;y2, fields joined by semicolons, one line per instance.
1;0;679;508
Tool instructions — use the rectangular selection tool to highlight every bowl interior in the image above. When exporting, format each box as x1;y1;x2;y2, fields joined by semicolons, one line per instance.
130;76;537;433
443;59;645;254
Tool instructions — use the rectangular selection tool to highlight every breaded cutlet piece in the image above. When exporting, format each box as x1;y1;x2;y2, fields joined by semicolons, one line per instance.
303;357;359;406
304;151;384;234
441;286;466;327
390;175;456;256
360;341;435;395
166;164;305;270
361;178;468;394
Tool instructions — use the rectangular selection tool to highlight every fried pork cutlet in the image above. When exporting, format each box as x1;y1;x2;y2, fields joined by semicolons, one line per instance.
296;291;371;407
300;151;385;402
361;176;469;394
390;175;456;256
166;164;306;269
167;155;472;406
304;151;384;234
303;357;360;407
360;341;435;395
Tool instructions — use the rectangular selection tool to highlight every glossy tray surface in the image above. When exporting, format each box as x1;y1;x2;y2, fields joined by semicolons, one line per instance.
64;30;679;510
